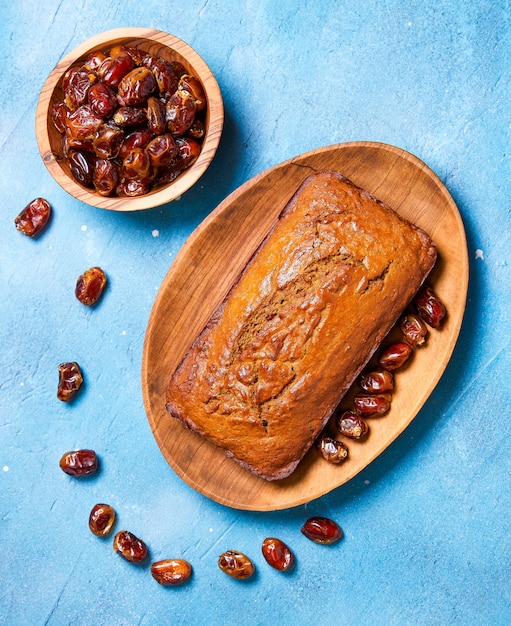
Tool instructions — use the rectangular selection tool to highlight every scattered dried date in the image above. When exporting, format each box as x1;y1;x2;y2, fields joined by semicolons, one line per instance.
89;503;116;536
399;313;428;346
261;538;294;571
317;436;349;463
57;361;84;402
113;530;148;563
59;449;98;476
301;516;343;544
336;411;369;439
377;341;413;371
151;559;192;586
218;550;255;579
14;198;51;237
75;266;107;306
415;285;446;328
353;393;392;417
358;369;394;394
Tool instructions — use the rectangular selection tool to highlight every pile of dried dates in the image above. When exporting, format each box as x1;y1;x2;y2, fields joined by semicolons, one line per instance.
51;44;207;197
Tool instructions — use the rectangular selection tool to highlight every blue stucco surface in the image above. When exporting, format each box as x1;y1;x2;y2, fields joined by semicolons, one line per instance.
1;1;510;624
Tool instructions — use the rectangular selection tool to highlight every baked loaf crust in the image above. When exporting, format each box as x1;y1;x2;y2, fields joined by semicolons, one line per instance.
166;171;437;480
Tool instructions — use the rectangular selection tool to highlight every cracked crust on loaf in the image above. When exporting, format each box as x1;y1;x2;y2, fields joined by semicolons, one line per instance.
165;171;437;480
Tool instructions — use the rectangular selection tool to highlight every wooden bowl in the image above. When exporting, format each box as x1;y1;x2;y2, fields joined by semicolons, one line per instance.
36;28;224;211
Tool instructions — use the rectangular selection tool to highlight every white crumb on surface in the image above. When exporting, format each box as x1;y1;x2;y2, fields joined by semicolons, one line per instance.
81;225;87;232
152;229;159;238
3;466;9;472
475;249;484;260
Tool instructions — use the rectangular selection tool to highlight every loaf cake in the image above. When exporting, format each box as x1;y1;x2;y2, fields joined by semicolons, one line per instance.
165;171;437;480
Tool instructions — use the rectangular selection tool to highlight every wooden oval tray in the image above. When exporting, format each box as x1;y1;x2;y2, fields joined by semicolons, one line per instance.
141;141;468;511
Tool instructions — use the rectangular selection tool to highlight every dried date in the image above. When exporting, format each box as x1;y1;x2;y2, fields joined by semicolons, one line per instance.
153;165;181;187
63;135;94;157
178;74;206;111
353;393;392;417
113;106;148;128
98;51;134;88
151;559;192;586
113;530;148;563
14;198;51;238
377;341;413;371
89;503;116;536
358;369;394;394
68;150;95;188
57;361;83;402
117;67;156;106
218;550;255;579
83;51;107;72
317;436;349;463
93;159;120;197
116;177;150;197
301;516;343;544
65;105;103;141
87;82;117;117
122;148;152;180
175;136;201;169
51;102;70;133
93;123;124;159
75;267;107;306
62;67;79;97
400;312;428;346
64;68;96;110
170;61;187;81
146;96;167;135
415;286;446;328
60;449;98;476
122;46;148;67
261;538;294;571
118;128;154;160
187;118;206;140
146;134;178;167
146;56;178;97
166;89;196;136
336;410;369;439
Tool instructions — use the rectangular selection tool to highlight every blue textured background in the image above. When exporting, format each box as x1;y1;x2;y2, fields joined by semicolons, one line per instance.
1;1;510;624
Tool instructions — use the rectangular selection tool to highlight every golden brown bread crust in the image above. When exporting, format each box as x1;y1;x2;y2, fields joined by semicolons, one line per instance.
165;171;437;480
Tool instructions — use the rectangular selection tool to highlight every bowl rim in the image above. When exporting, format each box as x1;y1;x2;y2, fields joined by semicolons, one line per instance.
36;27;224;211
